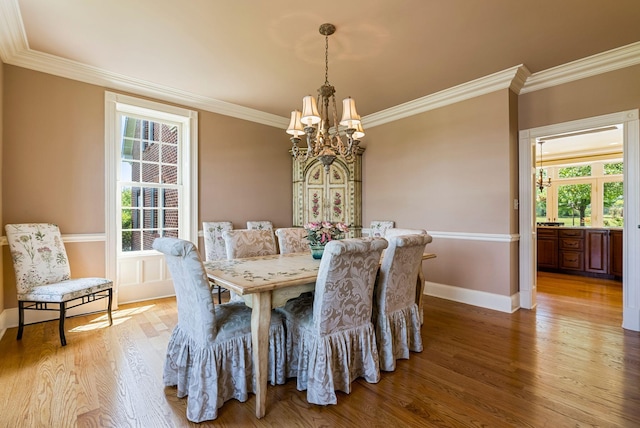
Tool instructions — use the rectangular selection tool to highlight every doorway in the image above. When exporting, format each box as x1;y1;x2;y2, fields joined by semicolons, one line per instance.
518;109;640;331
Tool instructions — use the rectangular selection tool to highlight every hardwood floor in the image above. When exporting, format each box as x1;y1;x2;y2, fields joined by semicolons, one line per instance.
1;274;639;427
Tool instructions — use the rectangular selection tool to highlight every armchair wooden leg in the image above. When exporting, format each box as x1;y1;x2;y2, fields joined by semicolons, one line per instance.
17;301;25;340
107;289;114;326
59;302;67;346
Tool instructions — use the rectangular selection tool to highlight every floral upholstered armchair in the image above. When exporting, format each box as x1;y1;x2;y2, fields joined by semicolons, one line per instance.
246;220;273;230
203;221;233;261
369;220;394;237
4;223;113;346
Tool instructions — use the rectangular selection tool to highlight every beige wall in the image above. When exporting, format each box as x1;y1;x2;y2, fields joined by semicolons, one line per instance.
2;65;293;309
2;59;639;313
363;89;519;297
519;64;640;130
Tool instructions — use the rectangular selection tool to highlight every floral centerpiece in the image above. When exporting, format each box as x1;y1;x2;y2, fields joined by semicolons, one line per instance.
303;221;349;259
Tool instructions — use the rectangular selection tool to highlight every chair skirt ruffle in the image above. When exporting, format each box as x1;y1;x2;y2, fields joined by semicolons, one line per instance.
285;319;381;405
163;320;286;422
376;303;423;372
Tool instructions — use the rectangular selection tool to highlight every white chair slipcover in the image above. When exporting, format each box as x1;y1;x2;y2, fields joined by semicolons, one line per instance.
374;234;430;371
222;229;279;303
202;221;233;303
246;220;273;230
153;237;286;422
384;227;433;242
223;229;278;259
275;227;310;254
4;223;113;346
369;220;394;237
277;237;388;405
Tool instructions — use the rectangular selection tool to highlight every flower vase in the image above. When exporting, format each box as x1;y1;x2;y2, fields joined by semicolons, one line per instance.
310;244;325;260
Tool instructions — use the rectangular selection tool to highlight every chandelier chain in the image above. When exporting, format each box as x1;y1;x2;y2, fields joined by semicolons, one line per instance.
324;34;329;85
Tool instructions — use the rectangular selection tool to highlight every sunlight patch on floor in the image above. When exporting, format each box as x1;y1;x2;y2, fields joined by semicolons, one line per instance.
69;304;156;332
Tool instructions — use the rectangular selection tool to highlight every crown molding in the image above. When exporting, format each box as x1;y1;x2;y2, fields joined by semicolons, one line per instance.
363;65;530;128
0;0;27;60
520;41;640;94
5;48;288;128
1;0;639;130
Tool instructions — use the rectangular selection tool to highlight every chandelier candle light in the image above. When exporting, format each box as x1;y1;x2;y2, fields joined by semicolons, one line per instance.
286;23;364;173
537;140;552;192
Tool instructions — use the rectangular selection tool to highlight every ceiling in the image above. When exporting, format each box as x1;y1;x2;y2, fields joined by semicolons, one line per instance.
1;0;640;156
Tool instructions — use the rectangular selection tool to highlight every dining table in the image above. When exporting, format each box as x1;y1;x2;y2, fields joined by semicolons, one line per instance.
203;250;436;418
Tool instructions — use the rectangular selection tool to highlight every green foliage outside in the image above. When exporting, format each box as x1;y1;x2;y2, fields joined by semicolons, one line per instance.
122;188;133;251
559;165;591;178
558;183;591;226
604;162;623;175
603;181;624;226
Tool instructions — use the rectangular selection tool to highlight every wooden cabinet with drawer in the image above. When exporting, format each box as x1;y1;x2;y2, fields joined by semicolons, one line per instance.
609;229;623;278
537;228;558;269
585;229;609;274
559;229;584;271
536;227;622;279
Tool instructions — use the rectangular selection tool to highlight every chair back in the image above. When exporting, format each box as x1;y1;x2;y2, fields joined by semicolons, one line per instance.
153;237;217;343
5;223;71;294
384;227;433;244
247;220;273;230
370;220;394;237
376;234;431;314
202;221;233;261
223;229;278;259
313;237;388;335
275;227;309;254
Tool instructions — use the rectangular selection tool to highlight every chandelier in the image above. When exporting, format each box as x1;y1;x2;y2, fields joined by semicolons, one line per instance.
537;140;552;192
286;23;364;173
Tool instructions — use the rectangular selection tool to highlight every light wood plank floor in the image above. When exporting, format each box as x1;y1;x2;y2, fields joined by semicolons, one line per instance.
1;273;639;427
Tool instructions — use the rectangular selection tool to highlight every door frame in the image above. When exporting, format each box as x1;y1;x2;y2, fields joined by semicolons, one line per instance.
518;109;640;331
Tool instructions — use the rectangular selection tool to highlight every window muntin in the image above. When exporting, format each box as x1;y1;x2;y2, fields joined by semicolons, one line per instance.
119;116;182;252
538;159;623;227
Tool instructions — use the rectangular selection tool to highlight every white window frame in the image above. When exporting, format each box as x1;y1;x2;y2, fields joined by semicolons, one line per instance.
539;160;623;227
105;92;198;279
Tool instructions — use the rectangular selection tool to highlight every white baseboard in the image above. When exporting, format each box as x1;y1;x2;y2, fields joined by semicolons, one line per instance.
424;281;520;313
623;307;640;331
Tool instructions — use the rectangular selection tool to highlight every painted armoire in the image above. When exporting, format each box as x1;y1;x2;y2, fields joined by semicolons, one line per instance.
292;148;364;237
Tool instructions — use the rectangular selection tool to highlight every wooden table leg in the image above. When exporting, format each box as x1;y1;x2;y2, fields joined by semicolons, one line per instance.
251;291;272;418
416;266;426;325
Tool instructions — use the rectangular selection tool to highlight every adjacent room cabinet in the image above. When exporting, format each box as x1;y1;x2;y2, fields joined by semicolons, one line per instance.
537;227;622;280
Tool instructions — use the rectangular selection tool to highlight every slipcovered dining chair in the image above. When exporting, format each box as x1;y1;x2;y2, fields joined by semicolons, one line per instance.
222;229;279;304
374;234;431;371
369;220;394;237
246;220;273;230
202;221;233;303
275;227;310;254
223;229;278;259
384;227;433;242
4;223;113;346
278;237;388;405
153;237;286;423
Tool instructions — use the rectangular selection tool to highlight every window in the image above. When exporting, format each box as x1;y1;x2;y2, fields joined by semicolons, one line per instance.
538;159;623;227
120;117;180;251
106;92;198;256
